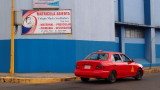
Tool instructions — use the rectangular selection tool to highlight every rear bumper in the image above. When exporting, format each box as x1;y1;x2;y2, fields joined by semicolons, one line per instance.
74;70;110;78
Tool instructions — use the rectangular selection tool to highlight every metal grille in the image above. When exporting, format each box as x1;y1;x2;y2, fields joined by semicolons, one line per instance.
125;26;144;38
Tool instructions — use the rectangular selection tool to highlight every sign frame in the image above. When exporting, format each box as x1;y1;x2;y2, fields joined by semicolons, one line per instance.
22;9;72;35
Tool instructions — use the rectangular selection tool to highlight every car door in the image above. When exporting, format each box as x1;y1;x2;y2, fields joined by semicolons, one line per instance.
111;54;127;78
120;54;133;76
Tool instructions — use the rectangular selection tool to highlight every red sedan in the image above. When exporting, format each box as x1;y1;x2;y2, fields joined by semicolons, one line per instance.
74;50;144;83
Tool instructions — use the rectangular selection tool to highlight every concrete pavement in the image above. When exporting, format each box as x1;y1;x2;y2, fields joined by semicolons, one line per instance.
1;73;160;90
0;67;160;84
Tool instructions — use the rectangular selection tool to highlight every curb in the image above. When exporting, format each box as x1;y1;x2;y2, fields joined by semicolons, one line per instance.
0;68;160;84
0;77;80;84
144;68;160;74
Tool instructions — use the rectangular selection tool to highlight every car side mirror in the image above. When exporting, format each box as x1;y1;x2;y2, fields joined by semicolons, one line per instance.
130;59;135;62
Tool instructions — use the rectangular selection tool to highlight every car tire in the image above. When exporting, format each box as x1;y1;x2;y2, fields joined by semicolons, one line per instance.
134;69;143;80
107;71;117;83
80;77;90;82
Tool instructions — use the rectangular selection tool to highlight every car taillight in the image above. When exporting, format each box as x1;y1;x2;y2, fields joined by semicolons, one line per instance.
95;65;104;70
76;65;80;69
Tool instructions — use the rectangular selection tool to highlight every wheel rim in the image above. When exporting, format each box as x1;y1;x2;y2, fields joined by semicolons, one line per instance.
110;73;116;82
137;71;142;79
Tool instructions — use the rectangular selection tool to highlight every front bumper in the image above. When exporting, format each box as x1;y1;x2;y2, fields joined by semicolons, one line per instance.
74;70;110;78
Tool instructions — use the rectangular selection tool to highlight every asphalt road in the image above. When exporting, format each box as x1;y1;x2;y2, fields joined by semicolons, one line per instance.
1;73;160;90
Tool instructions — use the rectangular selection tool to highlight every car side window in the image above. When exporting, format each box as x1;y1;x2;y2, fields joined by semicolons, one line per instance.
112;54;122;62
120;54;131;62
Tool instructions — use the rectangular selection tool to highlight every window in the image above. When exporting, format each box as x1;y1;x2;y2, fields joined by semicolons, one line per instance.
120;54;131;62
112;54;122;62
125;26;144;38
85;53;108;60
115;25;120;37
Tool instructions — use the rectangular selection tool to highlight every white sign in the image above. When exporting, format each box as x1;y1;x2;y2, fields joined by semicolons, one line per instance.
33;0;59;9
22;10;72;35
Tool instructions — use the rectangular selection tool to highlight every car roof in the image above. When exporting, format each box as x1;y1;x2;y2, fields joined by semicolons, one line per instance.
93;50;123;54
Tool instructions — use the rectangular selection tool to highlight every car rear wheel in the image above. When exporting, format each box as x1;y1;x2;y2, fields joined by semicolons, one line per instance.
134;69;143;80
107;71;117;83
80;77;90;82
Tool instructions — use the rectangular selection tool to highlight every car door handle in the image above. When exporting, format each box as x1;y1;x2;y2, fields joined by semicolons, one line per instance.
114;64;117;66
126;64;128;66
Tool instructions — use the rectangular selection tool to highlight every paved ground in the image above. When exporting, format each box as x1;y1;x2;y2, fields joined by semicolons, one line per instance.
0;73;74;78
0;67;160;84
0;73;8;77
0;73;160;90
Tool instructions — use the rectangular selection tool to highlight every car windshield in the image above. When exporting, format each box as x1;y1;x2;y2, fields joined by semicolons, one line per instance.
84;53;108;60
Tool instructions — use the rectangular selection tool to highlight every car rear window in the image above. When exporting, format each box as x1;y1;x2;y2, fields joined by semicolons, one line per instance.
84;53;108;60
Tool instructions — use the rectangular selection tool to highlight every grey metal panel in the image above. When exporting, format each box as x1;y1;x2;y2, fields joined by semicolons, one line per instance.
15;11;23;25
151;0;160;26
123;0;144;24
0;0;11;40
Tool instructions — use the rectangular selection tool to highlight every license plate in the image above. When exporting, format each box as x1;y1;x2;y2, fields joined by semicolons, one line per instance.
84;65;91;69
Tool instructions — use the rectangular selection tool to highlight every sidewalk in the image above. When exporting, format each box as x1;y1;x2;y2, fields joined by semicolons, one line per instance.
0;73;77;84
0;73;75;78
0;67;160;84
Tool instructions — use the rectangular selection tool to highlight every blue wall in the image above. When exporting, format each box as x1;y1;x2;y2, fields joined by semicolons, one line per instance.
156;45;160;58
0;39;159;73
0;39;119;73
0;40;10;73
125;43;145;59
76;41;120;61
14;39;76;73
15;39;119;73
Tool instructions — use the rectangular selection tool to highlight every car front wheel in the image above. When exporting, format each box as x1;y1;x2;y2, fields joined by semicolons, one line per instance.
134;69;143;80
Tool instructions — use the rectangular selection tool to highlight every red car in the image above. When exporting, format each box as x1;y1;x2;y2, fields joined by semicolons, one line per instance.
74;50;144;83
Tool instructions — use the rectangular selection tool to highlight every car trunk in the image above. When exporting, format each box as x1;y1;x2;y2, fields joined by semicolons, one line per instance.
76;60;102;71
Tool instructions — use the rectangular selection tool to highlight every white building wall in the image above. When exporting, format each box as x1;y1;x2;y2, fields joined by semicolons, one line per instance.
151;0;160;26
114;0;119;22
1;0;115;42
0;0;11;40
14;0;76;40
15;0;33;10
74;0;115;41
123;0;144;24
